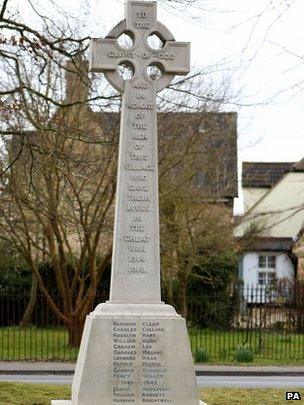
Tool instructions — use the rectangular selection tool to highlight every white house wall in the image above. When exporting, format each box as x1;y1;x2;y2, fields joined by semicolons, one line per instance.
241;252;294;287
236;172;304;239
243;187;269;213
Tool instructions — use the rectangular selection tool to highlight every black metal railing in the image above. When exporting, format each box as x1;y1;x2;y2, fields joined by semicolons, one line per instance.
0;285;303;363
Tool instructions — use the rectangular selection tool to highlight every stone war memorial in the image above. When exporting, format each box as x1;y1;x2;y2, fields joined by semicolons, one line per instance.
53;1;204;404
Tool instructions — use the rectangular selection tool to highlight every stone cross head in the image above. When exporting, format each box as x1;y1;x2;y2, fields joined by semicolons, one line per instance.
90;0;190;93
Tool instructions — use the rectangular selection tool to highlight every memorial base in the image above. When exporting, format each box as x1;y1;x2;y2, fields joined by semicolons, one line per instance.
52;302;203;405
51;400;207;405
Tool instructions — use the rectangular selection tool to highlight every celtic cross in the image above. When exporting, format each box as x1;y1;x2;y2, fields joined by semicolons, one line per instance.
90;0;190;302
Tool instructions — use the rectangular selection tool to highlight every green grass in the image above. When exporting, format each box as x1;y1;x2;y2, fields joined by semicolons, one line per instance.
0;326;304;365
201;388;302;404
189;328;304;365
0;383;70;404
0;327;78;361
0;383;299;404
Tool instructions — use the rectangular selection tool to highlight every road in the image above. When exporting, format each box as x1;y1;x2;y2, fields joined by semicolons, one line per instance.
0;374;304;388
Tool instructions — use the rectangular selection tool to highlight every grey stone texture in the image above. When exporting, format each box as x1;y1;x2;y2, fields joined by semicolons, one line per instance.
71;303;199;404
90;0;189;303
53;1;201;404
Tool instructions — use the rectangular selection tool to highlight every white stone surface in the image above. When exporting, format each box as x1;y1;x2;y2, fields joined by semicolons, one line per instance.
71;302;199;404
90;0;189;303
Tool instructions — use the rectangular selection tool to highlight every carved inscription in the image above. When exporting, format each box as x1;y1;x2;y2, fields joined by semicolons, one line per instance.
133;82;148;89
112;320;172;403
141;321;173;403
89;1;193;401
135;9;150;29
87;0;193;400
122;80;157;276
112;320;137;403
123;163;154;171
90;0;189;299
128;102;154;110
132;134;147;140
129;153;149;161
108;50;175;61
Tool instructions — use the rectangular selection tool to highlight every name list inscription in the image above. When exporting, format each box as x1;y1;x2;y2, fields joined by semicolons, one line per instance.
112;320;172;403
113;320;137;403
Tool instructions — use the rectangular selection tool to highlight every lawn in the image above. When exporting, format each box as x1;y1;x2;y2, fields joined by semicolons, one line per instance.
0;327;78;361
202;388;301;404
0;326;304;365
0;383;70;404
0;383;299;404
189;327;304;364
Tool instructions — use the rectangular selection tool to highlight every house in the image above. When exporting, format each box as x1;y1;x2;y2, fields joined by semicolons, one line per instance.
235;159;304;293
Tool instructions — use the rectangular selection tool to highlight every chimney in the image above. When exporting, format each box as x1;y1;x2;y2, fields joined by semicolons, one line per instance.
65;53;90;104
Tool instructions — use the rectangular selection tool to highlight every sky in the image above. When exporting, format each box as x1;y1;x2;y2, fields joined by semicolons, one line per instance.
87;0;304;212
83;0;304;163
15;0;304;211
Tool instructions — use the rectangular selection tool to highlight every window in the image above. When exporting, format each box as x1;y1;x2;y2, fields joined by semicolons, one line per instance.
259;255;276;269
258;255;276;286
258;271;276;286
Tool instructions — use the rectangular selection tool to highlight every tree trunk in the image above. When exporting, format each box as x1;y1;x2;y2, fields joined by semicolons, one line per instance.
20;272;38;327
68;315;85;347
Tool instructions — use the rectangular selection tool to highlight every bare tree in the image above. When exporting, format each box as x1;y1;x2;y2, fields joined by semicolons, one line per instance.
0;0;239;344
0;124;118;347
158;112;238;318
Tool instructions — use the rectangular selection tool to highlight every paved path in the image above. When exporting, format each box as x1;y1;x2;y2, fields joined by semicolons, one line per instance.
195;365;304;376
0;374;73;384
0;362;75;374
1;374;304;388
